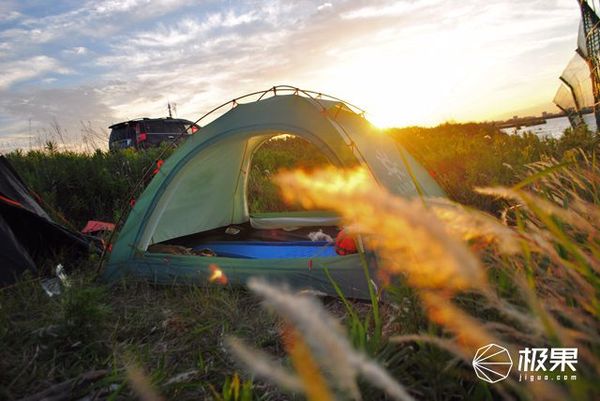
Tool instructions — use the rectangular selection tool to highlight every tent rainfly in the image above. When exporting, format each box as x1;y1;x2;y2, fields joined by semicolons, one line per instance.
104;90;445;299
0;156;93;285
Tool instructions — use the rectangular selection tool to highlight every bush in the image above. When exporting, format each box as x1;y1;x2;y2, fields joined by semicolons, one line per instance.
248;136;330;213
390;122;598;214
6;123;598;230
6;146;172;228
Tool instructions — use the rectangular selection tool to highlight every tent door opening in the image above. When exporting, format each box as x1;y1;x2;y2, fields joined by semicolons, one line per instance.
145;135;350;260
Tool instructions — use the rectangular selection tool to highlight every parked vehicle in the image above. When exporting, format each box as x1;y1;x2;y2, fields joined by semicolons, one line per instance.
108;117;199;150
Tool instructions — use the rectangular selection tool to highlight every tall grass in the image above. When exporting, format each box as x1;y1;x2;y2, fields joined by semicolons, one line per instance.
6;124;596;228
247;151;599;400
391;123;599;213
6;146;172;228
247;136;330;213
4;136;329;229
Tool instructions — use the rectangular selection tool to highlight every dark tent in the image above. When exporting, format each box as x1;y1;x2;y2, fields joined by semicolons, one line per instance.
0;156;92;285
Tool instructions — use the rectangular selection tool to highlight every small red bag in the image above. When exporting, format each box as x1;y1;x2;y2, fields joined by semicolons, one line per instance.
335;229;357;255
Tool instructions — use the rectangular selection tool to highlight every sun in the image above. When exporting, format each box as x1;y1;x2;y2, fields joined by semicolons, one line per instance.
312;46;450;128
305;22;517;128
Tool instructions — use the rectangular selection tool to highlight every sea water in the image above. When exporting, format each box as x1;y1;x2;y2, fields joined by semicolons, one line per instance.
500;113;597;138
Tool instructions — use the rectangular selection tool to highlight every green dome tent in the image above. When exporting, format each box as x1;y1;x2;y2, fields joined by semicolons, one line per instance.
104;87;445;299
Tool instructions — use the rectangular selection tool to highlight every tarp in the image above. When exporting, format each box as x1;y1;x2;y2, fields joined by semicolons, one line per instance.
578;21;589;59
105;93;446;299
0;214;36;285
555;1;600;129
0;156;93;285
560;53;594;110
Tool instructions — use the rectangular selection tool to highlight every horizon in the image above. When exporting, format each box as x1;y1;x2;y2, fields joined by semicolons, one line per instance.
0;0;583;149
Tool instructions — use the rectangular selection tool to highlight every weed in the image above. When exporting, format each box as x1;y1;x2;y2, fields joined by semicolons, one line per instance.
271;151;600;400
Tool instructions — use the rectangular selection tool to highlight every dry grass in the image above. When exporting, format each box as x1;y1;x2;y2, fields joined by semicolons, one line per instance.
258;152;600;400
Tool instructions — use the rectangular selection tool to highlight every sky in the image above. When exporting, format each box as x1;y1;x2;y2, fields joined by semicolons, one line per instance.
0;0;584;150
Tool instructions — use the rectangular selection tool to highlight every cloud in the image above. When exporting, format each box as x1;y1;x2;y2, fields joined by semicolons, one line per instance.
0;56;70;90
0;0;198;49
91;0;195;17
341;0;442;19
0;0;585;150
0;10;22;22
63;46;89;56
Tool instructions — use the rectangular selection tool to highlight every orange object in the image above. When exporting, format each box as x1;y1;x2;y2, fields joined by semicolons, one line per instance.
0;194;22;208
335;229;357;255
208;263;228;285
280;322;334;401
152;159;164;175
82;220;115;234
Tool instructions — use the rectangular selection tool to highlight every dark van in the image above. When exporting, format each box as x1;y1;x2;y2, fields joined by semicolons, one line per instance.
108;117;199;150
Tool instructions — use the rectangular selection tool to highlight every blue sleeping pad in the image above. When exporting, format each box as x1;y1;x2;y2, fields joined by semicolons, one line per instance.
193;241;337;259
